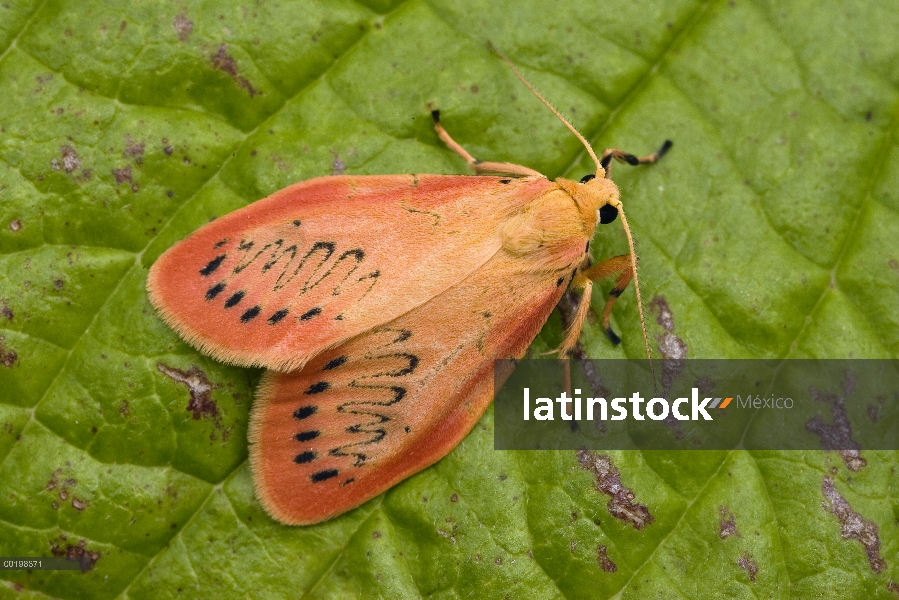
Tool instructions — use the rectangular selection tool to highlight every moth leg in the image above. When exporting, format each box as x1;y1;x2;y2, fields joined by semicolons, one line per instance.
600;140;672;178
431;110;543;178
554;273;593;357
581;255;633;345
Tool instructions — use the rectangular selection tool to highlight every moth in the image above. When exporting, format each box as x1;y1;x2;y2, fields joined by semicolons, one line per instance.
147;58;670;525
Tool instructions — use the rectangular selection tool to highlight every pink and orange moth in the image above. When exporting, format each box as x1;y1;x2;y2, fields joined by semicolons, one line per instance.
147;58;670;525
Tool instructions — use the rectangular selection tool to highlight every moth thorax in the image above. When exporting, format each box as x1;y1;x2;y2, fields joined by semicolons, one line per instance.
500;190;586;266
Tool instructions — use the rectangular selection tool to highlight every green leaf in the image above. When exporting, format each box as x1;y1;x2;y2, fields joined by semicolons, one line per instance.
1;0;897;598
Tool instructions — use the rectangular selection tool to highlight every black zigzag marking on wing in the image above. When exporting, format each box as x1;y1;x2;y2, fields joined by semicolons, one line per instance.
328;329;419;467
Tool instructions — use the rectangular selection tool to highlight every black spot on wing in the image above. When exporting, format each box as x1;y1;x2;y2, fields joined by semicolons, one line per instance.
311;469;339;483
240;305;261;322
294;451;316;464
205;282;226;300
300;307;322;321
292;220;301;227
323;356;347;370
556;277;564;287
293;406;317;420
214;239;229;248
268;308;289;324
200;254;226;276
295;430;320;442
305;381;330;394
224;291;245;308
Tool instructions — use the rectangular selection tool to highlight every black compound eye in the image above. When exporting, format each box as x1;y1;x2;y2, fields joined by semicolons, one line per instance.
579;174;596;184
599;204;619;224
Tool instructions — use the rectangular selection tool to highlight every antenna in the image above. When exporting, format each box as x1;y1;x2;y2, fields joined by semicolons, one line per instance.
490;44;604;176
617;206;654;369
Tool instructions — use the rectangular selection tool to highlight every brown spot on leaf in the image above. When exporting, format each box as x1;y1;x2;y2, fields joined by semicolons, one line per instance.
51;145;81;173
738;553;758;582
887;581;899;597
576;450;654;530
596;545;617;572
867;400;882;422
9;219;22;232
1;300;12;321
211;44;259;96
450;493;458;503
157;363;219;421
719;506;739;538
807;371;866;471
331;152;346;175
822;477;886;573
647;296;691;435
693;376;715;396
54;279;64;289
270;153;289;170
436;525;457;543
123;134;145;161
650;295;687;376
46;468;61;491
113;165;132;184
173;13;193;41
50;537;100;572
0;339;17;368
119;400;130;417
71;496;89;511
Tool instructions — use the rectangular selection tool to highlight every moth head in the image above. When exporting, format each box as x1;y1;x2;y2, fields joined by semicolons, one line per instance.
577;173;621;225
